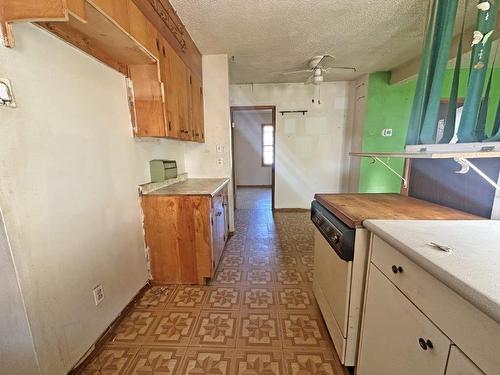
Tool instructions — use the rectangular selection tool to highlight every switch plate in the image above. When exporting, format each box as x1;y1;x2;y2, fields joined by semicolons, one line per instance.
381;128;393;137
93;284;104;306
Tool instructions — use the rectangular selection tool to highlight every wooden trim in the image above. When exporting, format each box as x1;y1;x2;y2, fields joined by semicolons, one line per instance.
230;105;276;210
68;282;151;374
273;208;310;212
237;185;272;188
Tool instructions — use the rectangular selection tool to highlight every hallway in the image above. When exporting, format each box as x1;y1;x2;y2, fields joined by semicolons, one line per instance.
77;203;346;374
236;187;272;210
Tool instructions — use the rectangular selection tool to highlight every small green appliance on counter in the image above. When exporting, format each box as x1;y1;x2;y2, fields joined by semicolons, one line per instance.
149;160;177;182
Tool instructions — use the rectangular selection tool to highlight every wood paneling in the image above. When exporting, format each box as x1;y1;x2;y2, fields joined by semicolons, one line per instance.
90;0;129;32
314;193;481;228
142;185;228;284
1;0;68;47
128;0;158;58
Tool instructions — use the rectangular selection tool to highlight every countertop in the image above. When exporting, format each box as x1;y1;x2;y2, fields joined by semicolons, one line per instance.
314;193;481;228
364;220;500;324
143;178;229;197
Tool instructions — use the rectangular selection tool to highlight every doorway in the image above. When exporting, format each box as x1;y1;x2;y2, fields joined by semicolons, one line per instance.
230;106;276;210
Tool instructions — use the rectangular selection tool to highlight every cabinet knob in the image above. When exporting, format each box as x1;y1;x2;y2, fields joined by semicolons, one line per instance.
391;265;403;274
418;338;433;350
332;234;340;244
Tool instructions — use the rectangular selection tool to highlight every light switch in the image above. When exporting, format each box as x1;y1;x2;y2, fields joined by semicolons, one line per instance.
381;128;393;137
216;145;223;153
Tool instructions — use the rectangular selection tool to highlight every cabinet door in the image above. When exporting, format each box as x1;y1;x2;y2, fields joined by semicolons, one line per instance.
357;265;451;375
446;346;484;375
92;0;130;31
188;71;204;142
128;0;158;58
165;45;189;139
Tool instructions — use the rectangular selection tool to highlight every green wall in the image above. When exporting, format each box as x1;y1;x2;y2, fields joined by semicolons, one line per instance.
358;68;500;193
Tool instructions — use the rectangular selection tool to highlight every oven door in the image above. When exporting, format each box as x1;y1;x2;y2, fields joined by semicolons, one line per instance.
313;228;352;364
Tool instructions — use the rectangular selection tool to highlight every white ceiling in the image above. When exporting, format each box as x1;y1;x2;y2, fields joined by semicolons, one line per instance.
170;0;479;84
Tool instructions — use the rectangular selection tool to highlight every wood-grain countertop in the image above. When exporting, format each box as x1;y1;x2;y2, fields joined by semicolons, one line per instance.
314;193;482;228
144;178;229;197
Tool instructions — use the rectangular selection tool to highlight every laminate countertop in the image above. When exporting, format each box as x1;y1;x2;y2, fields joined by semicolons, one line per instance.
364;220;500;324
143;178;229;197
314;193;481;228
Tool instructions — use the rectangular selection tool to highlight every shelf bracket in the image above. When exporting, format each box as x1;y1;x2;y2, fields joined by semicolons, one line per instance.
453;157;500;191
370;157;408;188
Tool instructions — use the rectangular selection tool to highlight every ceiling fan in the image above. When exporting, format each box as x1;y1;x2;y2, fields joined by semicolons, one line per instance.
281;55;356;85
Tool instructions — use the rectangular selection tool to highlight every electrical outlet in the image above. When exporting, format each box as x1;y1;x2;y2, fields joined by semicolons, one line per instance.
216;145;223;153
382;128;393;137
216;158;223;166
93;284;104;306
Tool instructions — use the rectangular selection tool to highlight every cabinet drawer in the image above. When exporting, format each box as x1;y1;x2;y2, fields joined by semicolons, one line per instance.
357;265;451;375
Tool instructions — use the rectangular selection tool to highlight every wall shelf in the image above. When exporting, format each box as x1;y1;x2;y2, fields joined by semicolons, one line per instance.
349;150;500;191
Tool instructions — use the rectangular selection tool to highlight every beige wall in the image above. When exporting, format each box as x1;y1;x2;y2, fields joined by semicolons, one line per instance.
230;82;352;208
0;24;185;374
233;110;273;186
184;54;235;231
0;209;40;375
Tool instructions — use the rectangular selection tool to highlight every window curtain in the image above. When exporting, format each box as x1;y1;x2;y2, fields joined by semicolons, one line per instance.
406;0;499;145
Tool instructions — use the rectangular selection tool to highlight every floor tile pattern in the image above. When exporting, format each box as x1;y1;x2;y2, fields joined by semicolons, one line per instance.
77;188;348;374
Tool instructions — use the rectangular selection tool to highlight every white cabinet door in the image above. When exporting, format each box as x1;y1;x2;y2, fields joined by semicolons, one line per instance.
446;346;484;375
357;265;451;375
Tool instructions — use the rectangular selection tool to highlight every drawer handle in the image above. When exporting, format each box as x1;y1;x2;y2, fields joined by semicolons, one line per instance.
391;265;403;274
418;338;433;350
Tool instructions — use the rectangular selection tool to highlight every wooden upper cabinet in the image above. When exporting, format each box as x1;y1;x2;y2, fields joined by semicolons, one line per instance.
188;71;205;142
90;0;130;31
127;0;159;59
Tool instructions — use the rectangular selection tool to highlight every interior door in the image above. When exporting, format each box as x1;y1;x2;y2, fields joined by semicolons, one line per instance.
357;266;451;375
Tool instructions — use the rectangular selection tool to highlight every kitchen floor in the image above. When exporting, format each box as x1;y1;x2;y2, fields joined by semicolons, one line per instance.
236;186;272;210
77;195;347;374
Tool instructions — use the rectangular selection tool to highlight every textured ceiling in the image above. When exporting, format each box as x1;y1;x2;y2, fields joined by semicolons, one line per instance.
170;0;479;84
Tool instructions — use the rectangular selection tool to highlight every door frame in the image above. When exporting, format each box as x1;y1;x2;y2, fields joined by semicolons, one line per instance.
230;105;276;210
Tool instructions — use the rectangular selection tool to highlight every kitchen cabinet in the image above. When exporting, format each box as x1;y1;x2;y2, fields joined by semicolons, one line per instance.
357;234;499;374
91;0;130;31
127;0;159;59
188;71;205;142
446;346;484;375
357;265;451;375
2;0;204;143
141;182;229;284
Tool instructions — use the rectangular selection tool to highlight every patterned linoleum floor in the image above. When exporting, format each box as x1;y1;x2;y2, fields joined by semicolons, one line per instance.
78;189;347;375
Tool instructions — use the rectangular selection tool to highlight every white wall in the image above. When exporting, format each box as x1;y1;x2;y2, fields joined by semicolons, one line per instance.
184;54;235;231
233;110;272;186
0;24;186;374
230;82;351;208
0;209;40;375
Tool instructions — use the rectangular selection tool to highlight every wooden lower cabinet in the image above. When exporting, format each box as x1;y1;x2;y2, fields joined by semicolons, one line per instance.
141;186;228;284
357;265;451;375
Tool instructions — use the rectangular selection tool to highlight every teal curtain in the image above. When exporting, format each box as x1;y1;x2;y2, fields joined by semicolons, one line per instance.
406;0;499;145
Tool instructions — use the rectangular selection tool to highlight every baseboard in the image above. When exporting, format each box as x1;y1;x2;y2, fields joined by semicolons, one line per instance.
68;281;150;374
273;208;310;212
237;185;272;188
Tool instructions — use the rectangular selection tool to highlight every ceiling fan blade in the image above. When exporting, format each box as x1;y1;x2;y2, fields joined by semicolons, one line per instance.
304;74;314;84
315;54;335;69
280;69;311;75
327;66;357;72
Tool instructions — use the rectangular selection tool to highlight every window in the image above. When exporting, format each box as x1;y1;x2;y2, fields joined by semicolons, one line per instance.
262;124;274;166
